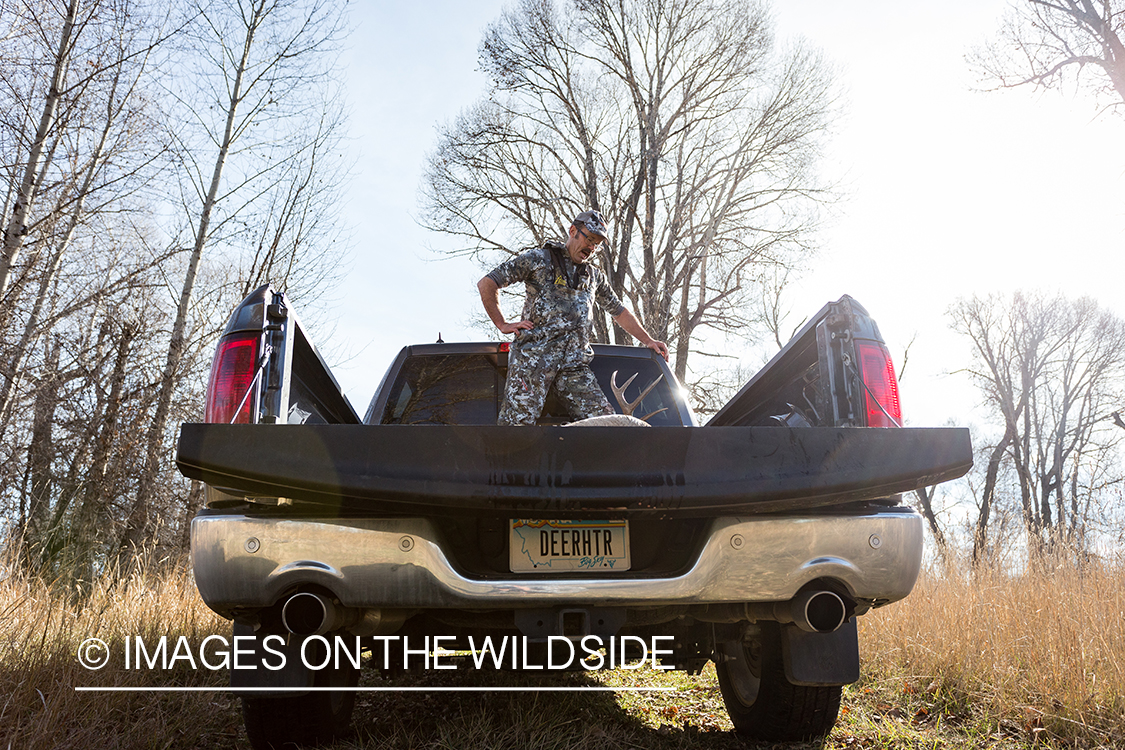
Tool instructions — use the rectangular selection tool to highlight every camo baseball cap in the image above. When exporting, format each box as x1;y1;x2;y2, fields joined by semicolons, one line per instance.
573;210;609;239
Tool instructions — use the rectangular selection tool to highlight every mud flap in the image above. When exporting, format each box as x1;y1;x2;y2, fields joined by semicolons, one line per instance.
780;618;860;686
230;622;315;697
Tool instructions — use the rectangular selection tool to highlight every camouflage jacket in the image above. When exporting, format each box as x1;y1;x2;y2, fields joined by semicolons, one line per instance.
486;241;625;367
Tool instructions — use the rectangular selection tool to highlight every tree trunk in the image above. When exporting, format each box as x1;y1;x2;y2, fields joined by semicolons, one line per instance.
0;0;80;303
68;323;136;544
972;429;1013;567
22;338;62;560
179;480;204;553
913;485;948;560
0;67;119;447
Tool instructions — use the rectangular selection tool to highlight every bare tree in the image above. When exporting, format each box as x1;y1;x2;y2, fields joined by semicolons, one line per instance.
973;0;1125;113
421;0;833;388
0;0;178;572
234;99;351;309
0;10;165;443
124;0;348;552
0;0;173;307
950;291;1125;561
0;0;351;575
7;272;170;575
0;0;81;305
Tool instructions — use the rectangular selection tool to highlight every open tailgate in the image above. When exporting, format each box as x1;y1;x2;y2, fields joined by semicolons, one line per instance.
177;424;971;517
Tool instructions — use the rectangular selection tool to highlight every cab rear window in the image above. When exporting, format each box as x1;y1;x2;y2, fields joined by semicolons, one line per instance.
383;354;498;424
380;353;682;426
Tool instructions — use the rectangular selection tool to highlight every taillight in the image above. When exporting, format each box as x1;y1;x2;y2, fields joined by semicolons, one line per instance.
856;340;901;427
204;333;260;423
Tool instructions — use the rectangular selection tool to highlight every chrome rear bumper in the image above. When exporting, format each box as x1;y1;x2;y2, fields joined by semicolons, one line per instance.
191;509;923;618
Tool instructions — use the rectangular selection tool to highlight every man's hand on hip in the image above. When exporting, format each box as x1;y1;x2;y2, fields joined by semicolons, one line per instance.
499;320;534;336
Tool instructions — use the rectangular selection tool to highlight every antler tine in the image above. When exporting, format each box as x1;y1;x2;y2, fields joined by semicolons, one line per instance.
633;374;664;406
610;371;664;419
610;370;641;416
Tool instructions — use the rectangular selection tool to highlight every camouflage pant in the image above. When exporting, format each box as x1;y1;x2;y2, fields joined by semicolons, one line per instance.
498;353;614;426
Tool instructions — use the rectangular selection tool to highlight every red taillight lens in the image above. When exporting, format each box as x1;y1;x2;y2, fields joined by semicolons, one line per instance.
204;333;260;423
856;340;902;427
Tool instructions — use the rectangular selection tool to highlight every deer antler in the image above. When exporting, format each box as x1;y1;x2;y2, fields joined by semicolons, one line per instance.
610;370;668;421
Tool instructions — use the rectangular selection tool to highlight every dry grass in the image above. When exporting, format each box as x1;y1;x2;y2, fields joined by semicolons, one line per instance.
1;558;1123;748
0;561;237;749
858;560;1125;747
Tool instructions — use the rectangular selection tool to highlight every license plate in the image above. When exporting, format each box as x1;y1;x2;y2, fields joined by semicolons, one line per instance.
510;519;631;572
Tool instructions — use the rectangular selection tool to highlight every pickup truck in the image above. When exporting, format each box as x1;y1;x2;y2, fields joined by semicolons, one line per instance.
177;284;971;749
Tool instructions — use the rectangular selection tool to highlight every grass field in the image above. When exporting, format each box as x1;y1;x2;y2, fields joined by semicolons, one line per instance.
1;559;1122;749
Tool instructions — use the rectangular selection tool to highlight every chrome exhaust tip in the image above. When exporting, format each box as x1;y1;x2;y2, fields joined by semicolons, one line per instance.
281;592;338;636
789;589;847;633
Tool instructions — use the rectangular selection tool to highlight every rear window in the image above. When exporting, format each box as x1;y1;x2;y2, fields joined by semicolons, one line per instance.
380;352;682;426
383;354;499;425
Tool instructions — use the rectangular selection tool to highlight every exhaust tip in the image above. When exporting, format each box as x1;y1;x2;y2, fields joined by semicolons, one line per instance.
281;592;335;636
793;590;847;633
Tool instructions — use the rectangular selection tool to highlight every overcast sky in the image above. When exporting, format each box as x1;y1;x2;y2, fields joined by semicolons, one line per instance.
325;1;1125;428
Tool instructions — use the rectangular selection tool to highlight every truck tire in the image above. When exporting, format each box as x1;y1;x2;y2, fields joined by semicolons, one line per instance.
241;660;359;750
715;621;842;741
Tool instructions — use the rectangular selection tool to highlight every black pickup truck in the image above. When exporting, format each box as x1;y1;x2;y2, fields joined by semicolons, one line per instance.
177;285;971;749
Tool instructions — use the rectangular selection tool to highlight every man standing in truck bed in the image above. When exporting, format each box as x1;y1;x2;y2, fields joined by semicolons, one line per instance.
478;210;669;426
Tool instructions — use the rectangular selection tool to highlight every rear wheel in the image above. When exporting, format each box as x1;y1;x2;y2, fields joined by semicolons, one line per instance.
241;658;359;750
715;622;842;741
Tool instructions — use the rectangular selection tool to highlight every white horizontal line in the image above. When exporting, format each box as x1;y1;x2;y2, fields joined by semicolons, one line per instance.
74;686;678;693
